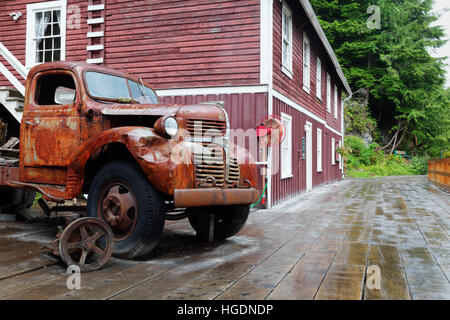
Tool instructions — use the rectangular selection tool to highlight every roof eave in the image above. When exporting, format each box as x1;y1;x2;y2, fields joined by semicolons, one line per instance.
298;0;352;96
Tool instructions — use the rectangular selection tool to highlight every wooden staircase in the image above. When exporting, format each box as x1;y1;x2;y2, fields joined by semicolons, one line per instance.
0;86;24;123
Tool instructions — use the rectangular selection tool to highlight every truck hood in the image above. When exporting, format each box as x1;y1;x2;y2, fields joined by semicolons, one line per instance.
101;103;227;122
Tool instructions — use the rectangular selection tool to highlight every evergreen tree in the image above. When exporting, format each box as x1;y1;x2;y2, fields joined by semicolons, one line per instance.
311;0;449;157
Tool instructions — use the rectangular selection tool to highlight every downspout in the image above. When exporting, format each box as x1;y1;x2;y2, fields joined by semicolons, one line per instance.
260;0;274;208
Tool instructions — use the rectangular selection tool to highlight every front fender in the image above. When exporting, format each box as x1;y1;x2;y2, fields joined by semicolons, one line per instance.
69;127;195;196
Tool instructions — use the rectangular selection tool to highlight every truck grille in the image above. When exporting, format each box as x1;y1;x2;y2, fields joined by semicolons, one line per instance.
193;144;240;188
186;119;227;137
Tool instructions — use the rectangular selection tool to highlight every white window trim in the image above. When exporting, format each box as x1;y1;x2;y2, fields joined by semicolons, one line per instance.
331;137;336;165
339;140;343;170
26;0;67;69
334;84;338;119
316;57;322;100
303;32;311;94
281;112;293;179
326;73;331;113
281;3;293;79
317;128;323;172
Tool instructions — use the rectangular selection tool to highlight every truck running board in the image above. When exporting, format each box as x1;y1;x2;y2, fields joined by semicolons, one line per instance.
6;180;66;203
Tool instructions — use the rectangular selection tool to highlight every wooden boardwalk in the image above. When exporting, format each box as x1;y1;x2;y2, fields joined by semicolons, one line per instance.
0;175;449;300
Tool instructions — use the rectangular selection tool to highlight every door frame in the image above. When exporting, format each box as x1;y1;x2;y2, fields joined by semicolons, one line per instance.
304;121;312;191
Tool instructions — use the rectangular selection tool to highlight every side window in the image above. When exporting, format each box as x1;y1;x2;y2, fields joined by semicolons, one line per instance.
334;84;338;119
316;58;322;100
317;128;323;172
35;73;76;106
128;81;159;104
303;33;311;93
331;137;336;165
326;73;331;113
26;1;67;68
281;3;293;78
281;112;292;179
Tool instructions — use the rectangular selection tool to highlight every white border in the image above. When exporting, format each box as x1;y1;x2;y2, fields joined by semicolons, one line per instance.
317;127;323;172
305;120;313;191
316;57;322;100
156;85;268;97
26;0;67;69
281;112;293;180
302;32;311;94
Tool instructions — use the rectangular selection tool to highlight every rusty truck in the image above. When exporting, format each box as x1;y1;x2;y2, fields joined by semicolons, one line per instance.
0;61;259;259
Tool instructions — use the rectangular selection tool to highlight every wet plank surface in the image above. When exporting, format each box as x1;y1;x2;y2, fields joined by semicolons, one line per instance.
0;176;449;300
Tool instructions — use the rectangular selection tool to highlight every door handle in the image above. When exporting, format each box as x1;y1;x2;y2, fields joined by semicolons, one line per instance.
25;121;35;126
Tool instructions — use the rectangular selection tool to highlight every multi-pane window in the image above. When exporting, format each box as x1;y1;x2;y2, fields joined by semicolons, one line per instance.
326;73;331;112
281;4;293;77
34;10;62;63
331;138;336;165
303;33;311;93
281;113;292;179
317;128;323;172
334;84;338;119
26;1;66;68
316;58;322;100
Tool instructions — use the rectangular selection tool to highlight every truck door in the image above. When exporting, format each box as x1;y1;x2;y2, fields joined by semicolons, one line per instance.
20;70;81;185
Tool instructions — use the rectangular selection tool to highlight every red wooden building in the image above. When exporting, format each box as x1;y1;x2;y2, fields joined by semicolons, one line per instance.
0;0;351;207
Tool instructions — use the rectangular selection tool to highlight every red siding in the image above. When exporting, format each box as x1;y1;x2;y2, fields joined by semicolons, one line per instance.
272;0;343;133
1;0;260;89
0;0;89;87
103;0;261;89
271;96;342;206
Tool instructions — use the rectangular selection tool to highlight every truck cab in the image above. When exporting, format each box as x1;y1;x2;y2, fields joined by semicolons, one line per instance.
0;61;259;258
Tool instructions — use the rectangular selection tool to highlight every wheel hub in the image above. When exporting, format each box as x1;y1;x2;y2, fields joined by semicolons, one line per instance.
99;183;138;240
83;239;94;250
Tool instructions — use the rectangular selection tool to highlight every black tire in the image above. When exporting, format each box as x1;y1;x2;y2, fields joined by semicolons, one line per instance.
187;205;250;241
87;160;165;259
0;189;24;213
21;191;36;208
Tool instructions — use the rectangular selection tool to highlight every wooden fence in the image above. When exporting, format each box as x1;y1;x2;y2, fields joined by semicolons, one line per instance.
428;158;450;192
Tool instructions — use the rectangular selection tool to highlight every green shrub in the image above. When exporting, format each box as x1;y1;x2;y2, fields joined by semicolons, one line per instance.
410;156;429;175
342;135;416;178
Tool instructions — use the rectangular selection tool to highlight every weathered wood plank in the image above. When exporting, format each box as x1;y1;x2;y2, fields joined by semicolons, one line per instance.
314;265;366;300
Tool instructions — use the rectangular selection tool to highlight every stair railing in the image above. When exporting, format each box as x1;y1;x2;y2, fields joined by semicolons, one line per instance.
0;42;28;96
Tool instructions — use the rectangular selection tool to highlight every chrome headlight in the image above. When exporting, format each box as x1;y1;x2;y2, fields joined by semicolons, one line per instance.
164;117;179;137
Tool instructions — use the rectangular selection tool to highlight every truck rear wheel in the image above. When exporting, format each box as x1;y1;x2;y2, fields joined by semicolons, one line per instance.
187;205;250;241
87;160;165;259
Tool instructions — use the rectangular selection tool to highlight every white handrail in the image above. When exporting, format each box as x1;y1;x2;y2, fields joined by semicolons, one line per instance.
0;62;25;96
0;42;28;80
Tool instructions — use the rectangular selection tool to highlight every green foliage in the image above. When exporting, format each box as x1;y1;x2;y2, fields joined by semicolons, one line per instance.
410;156;429;175
310;0;450;158
33;193;43;206
344;98;377;135
342;136;416;177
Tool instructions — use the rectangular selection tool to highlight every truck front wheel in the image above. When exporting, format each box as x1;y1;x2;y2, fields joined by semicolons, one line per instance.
187;205;250;241
87;160;165;259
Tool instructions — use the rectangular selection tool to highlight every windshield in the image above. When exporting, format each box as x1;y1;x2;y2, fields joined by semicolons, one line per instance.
85;71;159;104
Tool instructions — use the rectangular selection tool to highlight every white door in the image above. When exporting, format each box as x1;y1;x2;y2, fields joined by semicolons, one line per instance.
305;122;313;191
